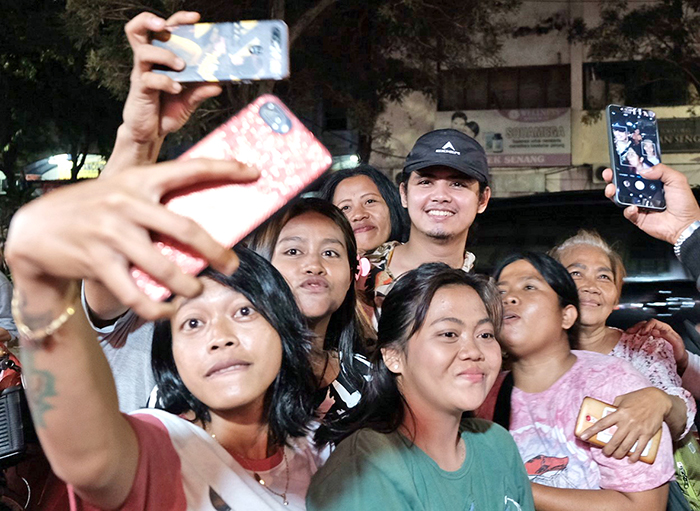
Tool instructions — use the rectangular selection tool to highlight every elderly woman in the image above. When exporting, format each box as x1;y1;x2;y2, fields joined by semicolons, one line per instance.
551;230;696;446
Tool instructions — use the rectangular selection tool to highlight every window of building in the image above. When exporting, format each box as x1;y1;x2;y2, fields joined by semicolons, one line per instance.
438;65;571;111
584;61;689;110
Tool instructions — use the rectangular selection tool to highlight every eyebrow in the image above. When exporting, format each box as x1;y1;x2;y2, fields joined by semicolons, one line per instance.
321;238;345;247
276;235;345;247
429;316;492;327
276;235;304;244
566;262;614;273
336;192;382;204
497;273;546;286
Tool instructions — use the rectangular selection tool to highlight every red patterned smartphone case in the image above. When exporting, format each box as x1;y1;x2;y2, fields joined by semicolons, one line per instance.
131;94;332;301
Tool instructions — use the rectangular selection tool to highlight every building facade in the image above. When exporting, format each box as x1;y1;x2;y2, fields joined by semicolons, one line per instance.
368;0;700;196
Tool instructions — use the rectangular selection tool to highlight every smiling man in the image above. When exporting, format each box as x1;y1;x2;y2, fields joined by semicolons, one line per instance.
365;129;491;315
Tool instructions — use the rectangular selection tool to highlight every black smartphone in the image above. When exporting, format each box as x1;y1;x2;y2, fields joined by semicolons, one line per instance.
606;105;665;210
151;20;289;82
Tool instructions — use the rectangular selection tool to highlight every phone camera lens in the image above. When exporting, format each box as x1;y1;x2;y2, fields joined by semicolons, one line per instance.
260;102;291;134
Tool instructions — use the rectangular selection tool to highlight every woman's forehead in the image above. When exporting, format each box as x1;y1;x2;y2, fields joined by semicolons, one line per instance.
279;212;347;245
172;277;243;310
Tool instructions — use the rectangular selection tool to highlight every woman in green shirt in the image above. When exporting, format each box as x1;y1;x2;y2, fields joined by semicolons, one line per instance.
308;263;534;511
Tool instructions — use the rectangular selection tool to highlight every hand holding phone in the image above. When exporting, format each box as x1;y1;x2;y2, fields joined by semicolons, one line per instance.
606;105;665;210
110;11;224;174
603;164;700;246
575;397;661;464
130;94;332;301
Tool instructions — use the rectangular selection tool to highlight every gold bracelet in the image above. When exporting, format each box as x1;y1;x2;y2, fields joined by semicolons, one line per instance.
11;280;80;348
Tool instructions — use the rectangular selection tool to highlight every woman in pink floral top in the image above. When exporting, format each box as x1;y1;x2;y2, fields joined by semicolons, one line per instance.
551;230;696;444
484;251;673;511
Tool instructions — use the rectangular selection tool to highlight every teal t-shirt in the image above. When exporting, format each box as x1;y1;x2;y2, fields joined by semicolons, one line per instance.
307;418;534;511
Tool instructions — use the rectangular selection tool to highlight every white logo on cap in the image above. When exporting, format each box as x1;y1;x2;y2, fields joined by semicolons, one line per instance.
435;141;460;156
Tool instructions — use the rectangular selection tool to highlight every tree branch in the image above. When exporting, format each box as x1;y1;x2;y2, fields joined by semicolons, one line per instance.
289;0;338;46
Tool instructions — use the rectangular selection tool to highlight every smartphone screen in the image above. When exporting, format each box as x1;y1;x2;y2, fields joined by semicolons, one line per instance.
152;20;289;82
606;105;665;210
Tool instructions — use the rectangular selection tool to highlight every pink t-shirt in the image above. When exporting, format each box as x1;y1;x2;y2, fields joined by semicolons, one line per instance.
68;410;324;510
510;350;675;492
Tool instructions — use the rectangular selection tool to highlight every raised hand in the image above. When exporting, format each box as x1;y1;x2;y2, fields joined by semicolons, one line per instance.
6;159;259;320
603;164;700;245
105;11;223;174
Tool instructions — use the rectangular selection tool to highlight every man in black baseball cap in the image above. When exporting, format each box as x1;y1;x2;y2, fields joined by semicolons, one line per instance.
365;129;492;315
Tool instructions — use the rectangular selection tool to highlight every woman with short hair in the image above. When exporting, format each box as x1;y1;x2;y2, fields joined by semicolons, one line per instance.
482;252;673;511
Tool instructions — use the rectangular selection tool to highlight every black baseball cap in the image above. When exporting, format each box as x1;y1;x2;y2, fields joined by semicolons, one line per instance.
403;129;490;184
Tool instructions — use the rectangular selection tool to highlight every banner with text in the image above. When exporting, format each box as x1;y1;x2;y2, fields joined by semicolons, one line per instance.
436;109;571;167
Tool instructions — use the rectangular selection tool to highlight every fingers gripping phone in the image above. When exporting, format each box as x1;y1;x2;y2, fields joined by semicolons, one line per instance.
606;105;665;210
130;95;332;301
152;21;289;82
574;397;661;464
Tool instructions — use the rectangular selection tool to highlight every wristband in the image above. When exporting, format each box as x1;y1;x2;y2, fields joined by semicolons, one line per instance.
674;220;700;259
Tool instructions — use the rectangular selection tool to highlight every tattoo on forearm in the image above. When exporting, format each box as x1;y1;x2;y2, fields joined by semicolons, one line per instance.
21;349;56;429
16;291;56;330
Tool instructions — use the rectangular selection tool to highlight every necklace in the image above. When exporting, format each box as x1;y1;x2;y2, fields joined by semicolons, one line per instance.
253;449;289;506
210;431;290;506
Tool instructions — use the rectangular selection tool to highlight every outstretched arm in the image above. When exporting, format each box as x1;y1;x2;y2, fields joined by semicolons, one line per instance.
6;158;256;508
12;277;138;509
87;11;224;321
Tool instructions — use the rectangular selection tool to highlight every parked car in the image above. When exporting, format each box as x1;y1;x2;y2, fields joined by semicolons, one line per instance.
468;189;700;354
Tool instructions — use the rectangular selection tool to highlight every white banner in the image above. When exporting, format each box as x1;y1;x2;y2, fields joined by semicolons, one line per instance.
436;109;571;167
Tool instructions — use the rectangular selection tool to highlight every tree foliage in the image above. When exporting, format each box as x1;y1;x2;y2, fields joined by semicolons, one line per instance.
65;0;520;160
571;0;700;95
0;0;122;267
0;0;122;190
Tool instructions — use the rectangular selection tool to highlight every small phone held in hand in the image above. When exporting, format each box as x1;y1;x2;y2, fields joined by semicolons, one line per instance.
130;95;332;300
574;396;661;464
152;21;289;82
606;105;665;211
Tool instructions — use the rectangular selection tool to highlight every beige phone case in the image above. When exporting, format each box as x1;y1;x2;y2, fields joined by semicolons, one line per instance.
574;396;661;464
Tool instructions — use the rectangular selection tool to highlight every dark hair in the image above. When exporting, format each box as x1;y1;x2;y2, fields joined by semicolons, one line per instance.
247;197;367;380
493;252;580;348
317;262;502;446
318;164;410;245
451;111;468;123
466;121;480;137
152;246;317;447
